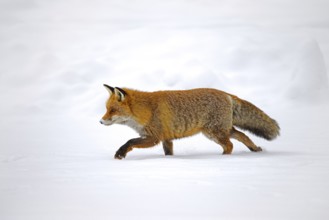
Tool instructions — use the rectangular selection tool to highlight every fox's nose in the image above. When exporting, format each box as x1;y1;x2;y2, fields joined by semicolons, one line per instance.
99;120;104;124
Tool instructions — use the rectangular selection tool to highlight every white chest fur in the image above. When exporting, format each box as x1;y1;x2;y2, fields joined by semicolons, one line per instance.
124;118;146;136
112;115;146;136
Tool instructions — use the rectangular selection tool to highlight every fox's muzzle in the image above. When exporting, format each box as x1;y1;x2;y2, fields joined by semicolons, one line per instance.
99;119;112;126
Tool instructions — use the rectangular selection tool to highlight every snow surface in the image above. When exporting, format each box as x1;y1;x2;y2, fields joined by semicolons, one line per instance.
1;0;329;219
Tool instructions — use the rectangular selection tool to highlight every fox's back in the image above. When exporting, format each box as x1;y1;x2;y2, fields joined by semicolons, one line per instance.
149;88;233;139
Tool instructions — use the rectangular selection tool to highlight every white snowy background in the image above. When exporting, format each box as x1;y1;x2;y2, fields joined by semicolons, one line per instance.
1;0;329;219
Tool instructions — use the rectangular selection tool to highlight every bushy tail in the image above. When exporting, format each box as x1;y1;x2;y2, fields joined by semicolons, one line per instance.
231;96;280;140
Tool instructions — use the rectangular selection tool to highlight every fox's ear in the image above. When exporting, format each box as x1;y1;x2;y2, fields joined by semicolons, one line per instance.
103;84;114;96
114;87;127;102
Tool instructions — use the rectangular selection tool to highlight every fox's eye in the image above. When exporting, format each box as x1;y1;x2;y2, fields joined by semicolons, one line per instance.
110;109;117;114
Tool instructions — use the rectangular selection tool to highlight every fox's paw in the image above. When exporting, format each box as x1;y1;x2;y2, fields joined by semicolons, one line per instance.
114;154;124;160
253;146;263;152
114;149;127;160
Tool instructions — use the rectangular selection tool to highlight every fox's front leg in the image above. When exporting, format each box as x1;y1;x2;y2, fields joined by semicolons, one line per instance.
115;137;160;160
162;140;174;156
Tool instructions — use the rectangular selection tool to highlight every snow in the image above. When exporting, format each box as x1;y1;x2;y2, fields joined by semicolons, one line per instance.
1;0;329;219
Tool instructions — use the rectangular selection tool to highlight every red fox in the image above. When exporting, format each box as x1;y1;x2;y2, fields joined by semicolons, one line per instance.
100;85;280;159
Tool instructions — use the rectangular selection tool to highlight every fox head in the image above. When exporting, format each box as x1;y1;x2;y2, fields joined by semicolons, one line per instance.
100;84;131;126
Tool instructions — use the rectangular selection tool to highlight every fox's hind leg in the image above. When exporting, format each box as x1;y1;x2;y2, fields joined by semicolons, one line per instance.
162;140;173;156
203;129;233;154
216;136;233;154
230;127;262;152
